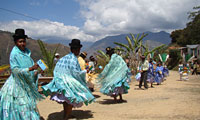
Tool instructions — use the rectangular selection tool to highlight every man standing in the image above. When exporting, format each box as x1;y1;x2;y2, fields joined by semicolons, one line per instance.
139;55;149;89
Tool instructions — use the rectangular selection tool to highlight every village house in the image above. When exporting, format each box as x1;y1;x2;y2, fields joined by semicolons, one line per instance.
179;44;200;62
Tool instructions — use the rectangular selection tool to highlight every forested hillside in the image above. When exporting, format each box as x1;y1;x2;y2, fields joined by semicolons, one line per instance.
0;31;70;65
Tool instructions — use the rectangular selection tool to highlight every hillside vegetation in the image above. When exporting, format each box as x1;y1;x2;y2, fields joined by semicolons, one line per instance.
0;30;70;65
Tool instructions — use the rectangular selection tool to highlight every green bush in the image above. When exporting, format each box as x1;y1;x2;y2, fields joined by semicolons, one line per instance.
168;49;182;70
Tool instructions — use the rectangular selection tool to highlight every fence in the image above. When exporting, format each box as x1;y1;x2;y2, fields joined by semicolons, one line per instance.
0;75;53;87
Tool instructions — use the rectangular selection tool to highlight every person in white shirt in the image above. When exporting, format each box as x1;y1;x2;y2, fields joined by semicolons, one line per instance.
54;53;60;64
88;56;95;73
138;55;149;89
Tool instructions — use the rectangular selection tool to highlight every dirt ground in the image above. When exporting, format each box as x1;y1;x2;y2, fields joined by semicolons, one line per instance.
38;71;200;120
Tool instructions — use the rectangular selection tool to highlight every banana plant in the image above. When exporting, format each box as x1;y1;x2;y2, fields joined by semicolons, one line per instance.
96;50;110;63
114;33;148;74
143;44;166;58
37;40;59;76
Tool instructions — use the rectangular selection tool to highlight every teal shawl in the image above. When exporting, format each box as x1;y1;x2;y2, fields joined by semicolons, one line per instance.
98;54;130;95
0;46;43;120
42;52;95;106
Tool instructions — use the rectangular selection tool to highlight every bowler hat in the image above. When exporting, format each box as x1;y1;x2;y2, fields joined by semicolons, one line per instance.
13;28;28;39
69;39;82;48
106;47;114;55
106;47;111;52
80;52;87;57
89;55;95;61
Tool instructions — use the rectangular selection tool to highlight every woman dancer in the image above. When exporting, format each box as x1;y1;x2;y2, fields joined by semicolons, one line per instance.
98;47;131;102
147;58;155;87
0;29;44;120
42;39;95;120
155;62;164;85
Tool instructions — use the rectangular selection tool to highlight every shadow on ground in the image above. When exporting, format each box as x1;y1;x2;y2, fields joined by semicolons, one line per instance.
93;94;101;99
47;110;94;120
97;99;127;105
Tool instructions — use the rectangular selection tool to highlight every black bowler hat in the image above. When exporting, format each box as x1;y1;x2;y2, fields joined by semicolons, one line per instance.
69;39;82;48
106;47;111;52
105;46;114;55
12;28;28;39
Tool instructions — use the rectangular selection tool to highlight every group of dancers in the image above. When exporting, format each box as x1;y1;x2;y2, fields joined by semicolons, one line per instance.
0;29;169;120
0;28;169;120
135;55;169;89
0;28;131;120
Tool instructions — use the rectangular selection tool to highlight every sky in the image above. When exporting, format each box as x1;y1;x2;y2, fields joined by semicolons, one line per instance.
0;0;199;42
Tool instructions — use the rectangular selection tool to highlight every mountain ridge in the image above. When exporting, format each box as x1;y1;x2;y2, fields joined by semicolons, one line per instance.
85;31;171;55
0;30;171;64
0;30;70;65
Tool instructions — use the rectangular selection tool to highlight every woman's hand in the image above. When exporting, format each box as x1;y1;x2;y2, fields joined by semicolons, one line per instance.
29;63;39;71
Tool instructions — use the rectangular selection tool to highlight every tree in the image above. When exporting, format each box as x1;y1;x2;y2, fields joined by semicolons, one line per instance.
114;33;148;74
143;44;166;60
170;6;200;46
170;30;183;43
37;40;59;76
168;49;181;70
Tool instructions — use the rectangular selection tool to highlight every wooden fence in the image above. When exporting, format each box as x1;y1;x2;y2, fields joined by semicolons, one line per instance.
0;75;53;86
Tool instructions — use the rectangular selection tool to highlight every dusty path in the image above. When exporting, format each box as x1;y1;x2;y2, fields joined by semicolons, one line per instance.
38;71;200;120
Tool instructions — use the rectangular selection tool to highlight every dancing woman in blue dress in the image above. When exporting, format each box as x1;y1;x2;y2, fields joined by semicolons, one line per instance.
42;39;95;120
97;47;131;102
0;29;44;120
155;63;164;85
147;59;155;87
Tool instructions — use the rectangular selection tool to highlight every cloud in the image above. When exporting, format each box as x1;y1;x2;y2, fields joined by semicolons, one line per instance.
0;0;199;43
0;20;95;42
78;0;200;35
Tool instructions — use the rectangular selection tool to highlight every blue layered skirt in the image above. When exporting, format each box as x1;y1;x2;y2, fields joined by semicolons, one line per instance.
42;75;95;107
147;72;155;83
0;76;43;120
155;73;163;84
135;72;155;83
100;76;130;97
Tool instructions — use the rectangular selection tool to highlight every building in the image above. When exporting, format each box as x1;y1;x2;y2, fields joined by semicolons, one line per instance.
186;45;200;59
179;44;200;62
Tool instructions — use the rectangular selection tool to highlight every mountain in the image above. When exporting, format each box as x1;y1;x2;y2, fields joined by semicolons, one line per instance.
0;30;70;65
42;37;93;51
85;31;171;55
0;30;171;65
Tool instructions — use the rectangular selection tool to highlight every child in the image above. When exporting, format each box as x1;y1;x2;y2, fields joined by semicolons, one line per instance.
181;64;190;80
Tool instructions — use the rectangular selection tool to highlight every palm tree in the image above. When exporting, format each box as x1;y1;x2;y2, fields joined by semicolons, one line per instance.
37;40;59;76
96;50;110;62
93;50;110;73
143;44;166;59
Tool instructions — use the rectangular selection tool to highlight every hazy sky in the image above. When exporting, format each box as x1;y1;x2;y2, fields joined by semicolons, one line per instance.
0;0;199;42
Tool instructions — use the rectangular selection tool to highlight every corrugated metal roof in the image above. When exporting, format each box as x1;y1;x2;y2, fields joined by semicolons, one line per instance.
186;45;200;49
